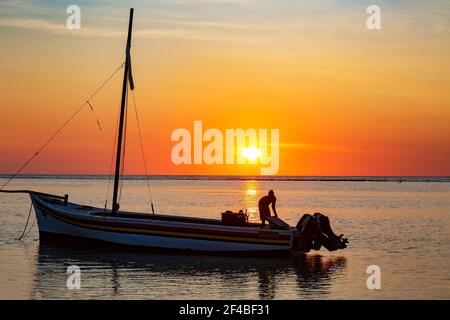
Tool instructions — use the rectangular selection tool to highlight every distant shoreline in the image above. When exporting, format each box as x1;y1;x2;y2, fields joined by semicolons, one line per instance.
0;174;449;182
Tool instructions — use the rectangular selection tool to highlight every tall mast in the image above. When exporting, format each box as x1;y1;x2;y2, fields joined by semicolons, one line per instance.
112;8;134;214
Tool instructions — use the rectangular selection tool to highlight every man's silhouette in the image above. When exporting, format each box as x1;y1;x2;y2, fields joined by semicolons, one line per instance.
258;190;277;228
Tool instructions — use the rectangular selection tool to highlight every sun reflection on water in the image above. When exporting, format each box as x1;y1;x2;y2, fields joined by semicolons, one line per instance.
243;181;259;222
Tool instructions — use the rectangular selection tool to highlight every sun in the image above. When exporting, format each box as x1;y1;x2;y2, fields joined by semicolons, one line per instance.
241;147;262;161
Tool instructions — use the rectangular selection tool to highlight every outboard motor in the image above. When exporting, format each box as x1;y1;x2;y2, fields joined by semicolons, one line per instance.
293;213;348;252
294;214;321;252
313;212;348;250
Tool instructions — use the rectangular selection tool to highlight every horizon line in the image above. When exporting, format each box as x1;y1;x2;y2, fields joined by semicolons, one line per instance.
0;174;449;183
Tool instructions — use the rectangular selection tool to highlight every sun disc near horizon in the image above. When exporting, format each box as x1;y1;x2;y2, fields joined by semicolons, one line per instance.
241;147;262;161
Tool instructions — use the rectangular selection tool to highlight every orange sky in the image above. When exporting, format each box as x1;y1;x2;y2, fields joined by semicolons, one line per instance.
0;1;449;176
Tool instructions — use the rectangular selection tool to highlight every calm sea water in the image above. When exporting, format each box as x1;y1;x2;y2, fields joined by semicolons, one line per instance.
0;177;449;299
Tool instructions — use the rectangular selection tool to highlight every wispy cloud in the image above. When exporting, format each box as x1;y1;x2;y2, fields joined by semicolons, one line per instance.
1;0;449;42
0;18;119;37
280;142;380;154
0;16;271;43
0;18;67;33
0;17;226;41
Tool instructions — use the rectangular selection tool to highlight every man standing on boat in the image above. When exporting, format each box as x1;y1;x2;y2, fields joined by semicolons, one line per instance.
258;190;277;228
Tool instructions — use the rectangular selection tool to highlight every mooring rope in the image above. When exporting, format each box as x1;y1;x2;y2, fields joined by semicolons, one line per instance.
0;61;125;191
17;203;33;241
23;214;36;238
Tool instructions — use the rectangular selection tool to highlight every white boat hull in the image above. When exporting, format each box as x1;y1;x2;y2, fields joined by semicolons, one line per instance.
31;194;295;254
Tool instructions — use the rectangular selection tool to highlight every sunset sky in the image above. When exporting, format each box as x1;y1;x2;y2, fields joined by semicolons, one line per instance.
0;0;449;176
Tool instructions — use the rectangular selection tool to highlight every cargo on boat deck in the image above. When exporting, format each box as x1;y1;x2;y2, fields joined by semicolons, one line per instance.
221;210;249;226
266;216;289;229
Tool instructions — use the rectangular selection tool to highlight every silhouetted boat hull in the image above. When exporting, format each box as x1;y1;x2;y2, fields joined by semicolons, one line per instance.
31;193;295;254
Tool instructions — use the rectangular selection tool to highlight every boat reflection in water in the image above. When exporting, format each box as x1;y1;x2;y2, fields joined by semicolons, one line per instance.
31;239;346;299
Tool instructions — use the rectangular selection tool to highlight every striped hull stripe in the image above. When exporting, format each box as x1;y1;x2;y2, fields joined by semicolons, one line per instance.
37;201;292;246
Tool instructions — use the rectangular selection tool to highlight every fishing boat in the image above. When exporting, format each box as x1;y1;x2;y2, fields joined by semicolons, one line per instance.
0;9;348;255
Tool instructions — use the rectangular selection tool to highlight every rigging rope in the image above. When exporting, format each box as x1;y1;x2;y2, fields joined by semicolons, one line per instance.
0;62;125;191
104;104;120;212
87;101;102;131
131;90;155;214
118;82;129;203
